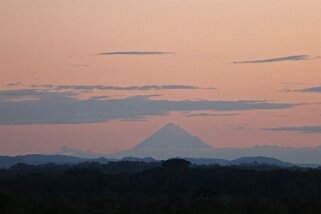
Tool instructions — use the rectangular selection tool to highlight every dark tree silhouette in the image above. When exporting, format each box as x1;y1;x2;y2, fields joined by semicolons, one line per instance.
0;160;321;213
161;159;191;169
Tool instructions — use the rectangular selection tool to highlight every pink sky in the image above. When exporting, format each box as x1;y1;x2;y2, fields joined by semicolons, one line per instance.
1;0;321;155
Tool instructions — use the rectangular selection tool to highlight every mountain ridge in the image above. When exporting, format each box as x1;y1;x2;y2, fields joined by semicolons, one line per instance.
0;154;302;168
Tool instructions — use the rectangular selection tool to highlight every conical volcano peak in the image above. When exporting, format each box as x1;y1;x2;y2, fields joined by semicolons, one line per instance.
111;123;215;159
159;123;187;134
163;122;180;128
133;123;212;150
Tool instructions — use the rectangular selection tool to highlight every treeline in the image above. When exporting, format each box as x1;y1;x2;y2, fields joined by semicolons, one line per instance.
1;160;321;213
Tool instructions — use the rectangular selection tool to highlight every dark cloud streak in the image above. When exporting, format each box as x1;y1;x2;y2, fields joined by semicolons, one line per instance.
295;86;321;93
55;85;199;91
234;55;311;64
185;113;240;117
32;84;210;91
99;51;174;55
263;126;321;134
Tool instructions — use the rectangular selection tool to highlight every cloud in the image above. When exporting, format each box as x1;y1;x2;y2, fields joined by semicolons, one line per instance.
0;89;296;125
7;82;21;86
185;113;240;117
263;126;321;134
98;51;174;55
233;55;312;64
89;96;110;100
32;84;208;91
31;84;54;89
294;86;321;93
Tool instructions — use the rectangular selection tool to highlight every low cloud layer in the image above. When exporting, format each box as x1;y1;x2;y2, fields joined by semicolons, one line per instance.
234;55;311;64
263;126;321;134
99;51;174;55
0;89;296;125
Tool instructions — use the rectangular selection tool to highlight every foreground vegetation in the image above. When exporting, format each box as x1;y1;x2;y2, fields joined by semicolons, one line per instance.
1;160;321;213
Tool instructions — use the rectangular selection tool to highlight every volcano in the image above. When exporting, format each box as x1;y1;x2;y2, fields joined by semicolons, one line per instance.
110;123;215;159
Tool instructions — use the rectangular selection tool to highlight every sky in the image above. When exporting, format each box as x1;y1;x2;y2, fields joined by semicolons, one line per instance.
1;0;321;156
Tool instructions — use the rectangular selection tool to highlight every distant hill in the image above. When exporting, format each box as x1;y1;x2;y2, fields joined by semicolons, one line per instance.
121;157;157;163
118;156;295;167
0;154;87;168
207;146;321;164
0;154;300;168
230;156;293;167
108;144;321;164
